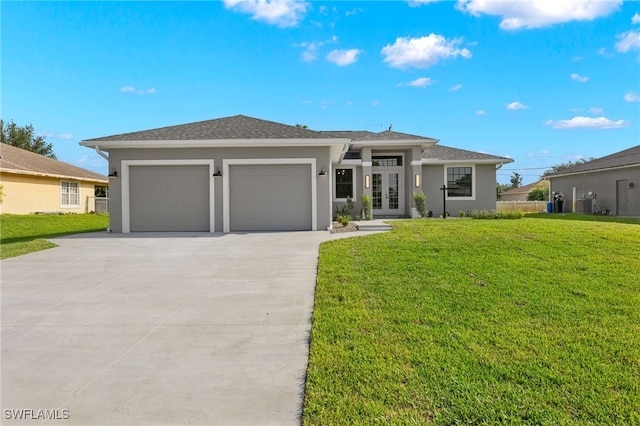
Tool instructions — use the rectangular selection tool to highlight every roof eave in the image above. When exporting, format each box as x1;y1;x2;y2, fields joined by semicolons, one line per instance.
80;138;350;149
547;163;640;179
0;167;108;183
422;158;514;165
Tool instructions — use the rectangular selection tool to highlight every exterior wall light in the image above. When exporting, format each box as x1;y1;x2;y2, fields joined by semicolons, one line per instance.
108;168;118;178
414;174;421;188
319;167;327;176
213;167;222;177
365;175;370;188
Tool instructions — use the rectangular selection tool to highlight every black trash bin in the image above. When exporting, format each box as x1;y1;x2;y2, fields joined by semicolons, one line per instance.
553;191;564;213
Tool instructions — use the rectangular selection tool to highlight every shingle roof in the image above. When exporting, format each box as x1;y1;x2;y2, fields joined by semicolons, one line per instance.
501;180;545;196
352;130;435;141
0;143;107;182
85;115;341;141
547;145;640;177
421;144;512;162
322;130;377;140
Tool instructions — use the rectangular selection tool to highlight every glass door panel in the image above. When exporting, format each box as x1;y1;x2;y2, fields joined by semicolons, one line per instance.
388;173;399;210
372;173;383;209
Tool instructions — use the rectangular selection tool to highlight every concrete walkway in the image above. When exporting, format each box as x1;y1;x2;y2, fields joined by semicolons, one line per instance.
1;231;331;425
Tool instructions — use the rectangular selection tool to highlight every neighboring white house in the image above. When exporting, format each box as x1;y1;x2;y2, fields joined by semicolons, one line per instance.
80;115;512;232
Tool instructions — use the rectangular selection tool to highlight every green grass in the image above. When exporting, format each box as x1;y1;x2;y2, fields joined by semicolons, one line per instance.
0;213;109;259
304;216;640;425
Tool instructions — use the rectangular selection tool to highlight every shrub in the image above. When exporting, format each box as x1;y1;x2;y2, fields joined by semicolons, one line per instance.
337;214;351;226
413;191;427;217
470;209;524;219
336;196;354;217
459;210;466;217
361;195;372;221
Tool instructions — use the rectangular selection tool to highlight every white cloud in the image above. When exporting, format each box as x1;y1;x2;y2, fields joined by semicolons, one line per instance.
345;7;364;16
615;31;640;52
632;13;640;24
571;56;584;62
381;34;472;69
294;37;338;62
589;107;604;115
624;91;640;102
506;101;529;110
326;49;362;66
398;77;434;88
371;101;380;107
449;83;463;92
544;116;630;129
120;86;156;95
223;0;309;27
597;47;614;58
38;132;74;140
570;73;589;82
408;0;442;6
346;101;353;106
476;110;487;116
457;0;621;30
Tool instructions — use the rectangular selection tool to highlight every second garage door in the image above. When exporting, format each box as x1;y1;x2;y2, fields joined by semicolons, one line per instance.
229;164;312;231
129;165;210;232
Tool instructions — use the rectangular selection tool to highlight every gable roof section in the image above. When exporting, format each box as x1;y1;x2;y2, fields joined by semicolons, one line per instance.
546;145;640;177
501;180;545;196
421;144;513;164
84;115;339;142
0;143;107;183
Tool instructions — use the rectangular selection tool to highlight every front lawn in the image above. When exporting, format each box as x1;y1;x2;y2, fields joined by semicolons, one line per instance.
0;213;109;259
304;217;640;424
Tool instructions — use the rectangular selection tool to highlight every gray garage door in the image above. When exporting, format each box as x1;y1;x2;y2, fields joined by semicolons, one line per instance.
229;164;312;231
129;165;210;232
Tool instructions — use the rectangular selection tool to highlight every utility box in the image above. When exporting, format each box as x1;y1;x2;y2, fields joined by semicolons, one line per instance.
577;198;594;214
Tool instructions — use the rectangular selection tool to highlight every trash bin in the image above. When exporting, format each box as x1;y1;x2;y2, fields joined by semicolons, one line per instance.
547;202;553;213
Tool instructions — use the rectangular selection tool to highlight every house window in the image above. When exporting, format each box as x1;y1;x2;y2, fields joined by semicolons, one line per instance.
61;182;80;207
335;168;354;199
372;156;403;167
447;167;472;197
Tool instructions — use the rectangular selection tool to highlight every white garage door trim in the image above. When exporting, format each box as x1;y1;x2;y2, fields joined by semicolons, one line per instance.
223;158;317;233
121;159;215;233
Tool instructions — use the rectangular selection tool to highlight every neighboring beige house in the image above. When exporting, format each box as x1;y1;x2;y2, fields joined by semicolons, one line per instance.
0;143;108;214
501;180;547;201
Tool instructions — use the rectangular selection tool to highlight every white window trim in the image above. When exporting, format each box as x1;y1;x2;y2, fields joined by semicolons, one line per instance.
60;181;81;208
121;159;215;234
222;158;317;233
333;166;356;202
444;164;476;201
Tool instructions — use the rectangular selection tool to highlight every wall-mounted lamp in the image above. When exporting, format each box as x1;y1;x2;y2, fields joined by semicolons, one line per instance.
629;182;634;189
365;175;371;188
319;167;327;176
108;168;118;178
213;167;222;177
414;174;421;188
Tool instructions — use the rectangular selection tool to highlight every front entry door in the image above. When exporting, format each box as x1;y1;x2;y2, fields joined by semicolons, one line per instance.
617;180;628;216
372;171;404;215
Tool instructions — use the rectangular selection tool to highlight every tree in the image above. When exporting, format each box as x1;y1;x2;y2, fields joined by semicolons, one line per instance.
295;124;308;129
509;172;522;189
0;119;56;158
527;181;549;201
541;158;593;178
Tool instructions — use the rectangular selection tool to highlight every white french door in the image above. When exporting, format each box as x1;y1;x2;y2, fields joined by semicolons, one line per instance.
372;170;404;215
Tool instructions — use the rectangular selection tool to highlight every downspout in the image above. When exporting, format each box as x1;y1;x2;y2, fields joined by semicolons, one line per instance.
94;145;109;161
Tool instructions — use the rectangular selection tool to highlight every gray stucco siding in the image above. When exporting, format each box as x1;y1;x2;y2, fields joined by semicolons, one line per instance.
421;163;498;216
549;167;639;216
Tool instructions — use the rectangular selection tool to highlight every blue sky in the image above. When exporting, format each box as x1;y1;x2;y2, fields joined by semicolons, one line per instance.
2;0;639;184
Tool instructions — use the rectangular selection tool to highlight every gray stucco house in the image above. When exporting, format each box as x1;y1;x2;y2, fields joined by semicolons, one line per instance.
546;145;639;216
80;115;512;233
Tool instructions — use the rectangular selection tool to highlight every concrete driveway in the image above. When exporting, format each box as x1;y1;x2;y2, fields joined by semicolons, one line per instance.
1;231;333;425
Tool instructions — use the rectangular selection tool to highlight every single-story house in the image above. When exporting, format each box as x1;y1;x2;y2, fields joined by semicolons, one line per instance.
546;145;639;216
501;180;547;201
0;143;108;214
80;115;512;233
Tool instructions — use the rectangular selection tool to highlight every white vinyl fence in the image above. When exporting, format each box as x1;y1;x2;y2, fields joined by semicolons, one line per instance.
496;200;548;213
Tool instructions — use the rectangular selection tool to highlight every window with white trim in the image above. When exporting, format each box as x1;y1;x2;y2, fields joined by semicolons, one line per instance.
61;181;80;207
446;166;474;198
334;168;354;200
